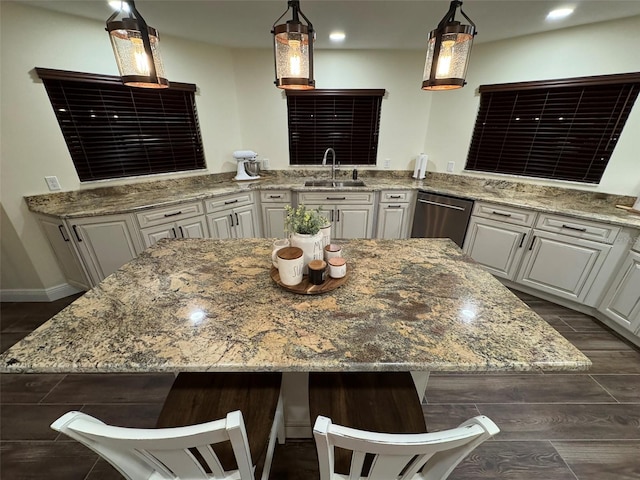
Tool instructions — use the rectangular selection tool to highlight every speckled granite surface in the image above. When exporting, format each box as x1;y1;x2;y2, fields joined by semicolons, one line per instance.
25;170;640;229
0;238;590;374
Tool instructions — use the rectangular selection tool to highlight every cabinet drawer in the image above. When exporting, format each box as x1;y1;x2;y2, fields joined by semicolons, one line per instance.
472;202;537;227
260;190;292;203
298;191;374;205
535;213;621;244
136;201;204;228
204;192;255;213
380;191;411;203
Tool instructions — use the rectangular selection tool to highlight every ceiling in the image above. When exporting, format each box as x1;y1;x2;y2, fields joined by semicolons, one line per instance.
19;0;640;50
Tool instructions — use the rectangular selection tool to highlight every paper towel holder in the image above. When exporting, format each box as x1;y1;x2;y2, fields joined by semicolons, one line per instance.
413;153;427;180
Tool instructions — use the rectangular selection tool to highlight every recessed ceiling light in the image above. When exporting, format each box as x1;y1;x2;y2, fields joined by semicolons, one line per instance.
546;7;574;20
108;1;130;12
329;32;346;42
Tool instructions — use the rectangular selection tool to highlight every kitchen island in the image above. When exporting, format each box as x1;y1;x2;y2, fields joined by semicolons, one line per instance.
0;238;590;436
0;238;589;374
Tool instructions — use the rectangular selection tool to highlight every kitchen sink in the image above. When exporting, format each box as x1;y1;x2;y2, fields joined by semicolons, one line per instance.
304;180;367;188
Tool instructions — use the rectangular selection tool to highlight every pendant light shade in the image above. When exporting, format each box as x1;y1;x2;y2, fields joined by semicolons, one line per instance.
271;0;315;90
106;0;168;89
422;0;476;91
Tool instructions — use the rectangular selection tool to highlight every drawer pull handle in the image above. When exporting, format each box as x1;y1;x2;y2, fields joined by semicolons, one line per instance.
387;205;402;209
389;195;402;199
72;225;82;242
336;209;340;222
224;199;239;205
418;199;465;211
229;214;234;227
178;226;184;238
58;225;70;242
235;213;239;225
561;224;587;232
163;211;183;218
529;235;537;251
172;227;177;238
269;195;282;199
519;232;526;248
330;210;334;222
491;211;512;217
327;197;346;201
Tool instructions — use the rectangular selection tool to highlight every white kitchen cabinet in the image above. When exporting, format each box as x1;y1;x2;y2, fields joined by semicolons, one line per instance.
375;190;415;239
516;230;611;303
260;190;292;238
298;191;375;239
65;214;144;286
599;250;640;333
137;201;208;248
139;217;208;248
36;215;91;290
204;192;260;239
463;216;531;280
463;202;537;281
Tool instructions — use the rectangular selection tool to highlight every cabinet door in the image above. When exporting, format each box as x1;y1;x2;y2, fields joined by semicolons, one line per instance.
37;216;90;290
140;224;176;249
207;211;234;239
599;251;640;333
336;205;373;239
176;217;208;239
516;230;611;303
234;204;258;239
262;204;287;238
376;204;409;239
69;214;143;285
463;217;530;280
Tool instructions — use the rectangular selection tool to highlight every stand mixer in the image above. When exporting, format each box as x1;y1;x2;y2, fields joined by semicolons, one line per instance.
233;150;261;181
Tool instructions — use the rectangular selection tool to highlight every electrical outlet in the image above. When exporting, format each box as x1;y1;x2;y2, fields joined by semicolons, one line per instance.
45;176;61;191
383;158;391;169
262;158;270;170
446;161;455;173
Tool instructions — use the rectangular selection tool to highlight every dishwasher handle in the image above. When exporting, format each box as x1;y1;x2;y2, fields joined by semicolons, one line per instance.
417;199;466;211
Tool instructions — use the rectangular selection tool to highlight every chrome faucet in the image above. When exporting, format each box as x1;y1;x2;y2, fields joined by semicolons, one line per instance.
322;148;339;180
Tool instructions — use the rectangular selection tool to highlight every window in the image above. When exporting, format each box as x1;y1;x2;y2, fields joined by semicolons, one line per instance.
466;73;640;184
37;68;206;182
286;89;385;166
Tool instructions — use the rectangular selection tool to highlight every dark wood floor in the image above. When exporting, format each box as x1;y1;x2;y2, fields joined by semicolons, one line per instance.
1;290;639;479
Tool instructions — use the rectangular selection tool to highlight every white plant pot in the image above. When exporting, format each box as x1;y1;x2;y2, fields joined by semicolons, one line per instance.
290;232;324;275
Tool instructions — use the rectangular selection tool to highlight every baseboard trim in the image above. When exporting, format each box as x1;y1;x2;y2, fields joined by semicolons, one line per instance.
0;283;83;302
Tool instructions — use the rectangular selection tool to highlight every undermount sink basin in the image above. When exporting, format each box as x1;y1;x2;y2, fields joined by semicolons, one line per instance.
304;180;367;188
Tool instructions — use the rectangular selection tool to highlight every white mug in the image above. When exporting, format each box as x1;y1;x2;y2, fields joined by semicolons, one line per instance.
277;247;304;286
271;238;290;268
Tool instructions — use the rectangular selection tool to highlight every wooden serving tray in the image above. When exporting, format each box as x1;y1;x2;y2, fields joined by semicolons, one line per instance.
270;266;349;295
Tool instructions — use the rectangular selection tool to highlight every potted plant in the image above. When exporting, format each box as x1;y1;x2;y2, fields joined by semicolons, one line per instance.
284;204;329;273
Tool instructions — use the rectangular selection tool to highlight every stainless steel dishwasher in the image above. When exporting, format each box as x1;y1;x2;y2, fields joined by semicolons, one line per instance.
410;191;474;248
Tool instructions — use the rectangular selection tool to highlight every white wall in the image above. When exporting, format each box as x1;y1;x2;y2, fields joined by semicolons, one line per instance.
0;1;242;290
424;15;640;195
232;48;432;171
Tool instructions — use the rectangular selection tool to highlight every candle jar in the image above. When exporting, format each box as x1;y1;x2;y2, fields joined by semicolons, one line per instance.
328;257;347;279
308;259;327;285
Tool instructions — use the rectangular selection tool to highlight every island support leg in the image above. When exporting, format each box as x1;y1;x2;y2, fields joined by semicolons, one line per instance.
410;371;430;403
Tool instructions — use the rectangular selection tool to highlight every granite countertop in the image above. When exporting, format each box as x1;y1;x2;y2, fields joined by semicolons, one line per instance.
0;238;590;373
24;170;640;229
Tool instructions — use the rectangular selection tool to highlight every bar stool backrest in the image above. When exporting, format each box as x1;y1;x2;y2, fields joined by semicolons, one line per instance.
51;410;255;480
313;415;499;480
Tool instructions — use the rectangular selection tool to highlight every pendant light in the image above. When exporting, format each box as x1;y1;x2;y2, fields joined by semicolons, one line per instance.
422;0;477;91
106;0;169;88
271;0;315;90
